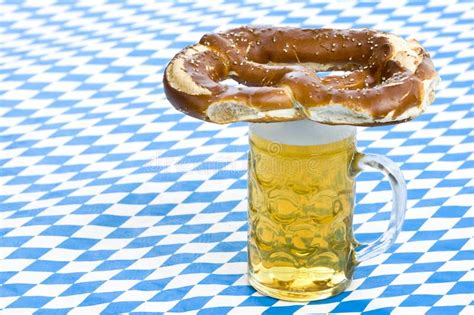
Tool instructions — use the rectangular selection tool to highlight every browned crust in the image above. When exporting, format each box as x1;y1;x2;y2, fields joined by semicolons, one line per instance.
163;26;438;125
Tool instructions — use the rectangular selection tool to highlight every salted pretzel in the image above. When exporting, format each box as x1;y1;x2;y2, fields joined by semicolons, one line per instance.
163;26;438;125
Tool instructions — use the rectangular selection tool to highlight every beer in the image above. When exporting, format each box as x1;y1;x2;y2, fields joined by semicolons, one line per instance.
247;121;359;301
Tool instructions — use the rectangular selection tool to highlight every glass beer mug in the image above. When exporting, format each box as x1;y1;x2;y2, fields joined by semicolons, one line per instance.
247;119;407;301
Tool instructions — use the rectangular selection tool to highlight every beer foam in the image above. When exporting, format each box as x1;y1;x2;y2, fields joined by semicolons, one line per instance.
249;119;356;146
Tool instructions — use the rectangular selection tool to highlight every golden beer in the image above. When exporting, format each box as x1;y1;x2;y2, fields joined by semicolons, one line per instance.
247;125;359;301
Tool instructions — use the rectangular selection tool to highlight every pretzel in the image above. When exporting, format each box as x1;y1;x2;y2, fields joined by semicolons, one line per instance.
163;26;438;125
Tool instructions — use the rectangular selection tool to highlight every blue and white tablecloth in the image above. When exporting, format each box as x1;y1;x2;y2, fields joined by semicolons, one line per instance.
0;0;473;314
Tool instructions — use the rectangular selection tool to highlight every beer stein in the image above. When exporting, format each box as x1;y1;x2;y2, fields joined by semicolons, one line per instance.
247;119;407;301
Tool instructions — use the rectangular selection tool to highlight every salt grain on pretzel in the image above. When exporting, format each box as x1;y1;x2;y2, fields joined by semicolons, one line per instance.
163;26;438;125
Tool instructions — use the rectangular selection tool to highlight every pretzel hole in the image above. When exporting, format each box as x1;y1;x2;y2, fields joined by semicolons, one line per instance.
317;71;352;78
220;78;245;87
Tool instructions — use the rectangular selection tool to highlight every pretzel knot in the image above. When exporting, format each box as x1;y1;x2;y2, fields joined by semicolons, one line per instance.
163;26;438;125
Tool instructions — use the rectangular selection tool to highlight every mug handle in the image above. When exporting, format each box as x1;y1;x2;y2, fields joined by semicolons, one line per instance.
352;152;408;263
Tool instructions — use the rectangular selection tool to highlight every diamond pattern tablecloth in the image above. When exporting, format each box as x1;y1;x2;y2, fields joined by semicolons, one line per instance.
0;0;473;314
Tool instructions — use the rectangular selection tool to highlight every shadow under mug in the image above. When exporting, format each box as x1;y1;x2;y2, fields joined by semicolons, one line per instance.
247;120;407;301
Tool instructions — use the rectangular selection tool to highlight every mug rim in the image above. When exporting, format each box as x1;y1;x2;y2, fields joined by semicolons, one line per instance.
249;119;357;146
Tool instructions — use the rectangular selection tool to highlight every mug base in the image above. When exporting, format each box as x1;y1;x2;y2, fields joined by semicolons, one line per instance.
248;273;351;302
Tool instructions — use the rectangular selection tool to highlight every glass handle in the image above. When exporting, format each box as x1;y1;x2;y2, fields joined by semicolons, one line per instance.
353;152;408;263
